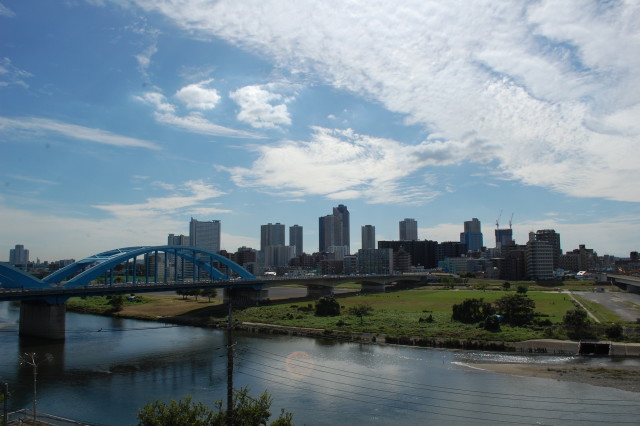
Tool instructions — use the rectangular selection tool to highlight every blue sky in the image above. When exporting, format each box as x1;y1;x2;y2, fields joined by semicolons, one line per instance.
1;0;639;261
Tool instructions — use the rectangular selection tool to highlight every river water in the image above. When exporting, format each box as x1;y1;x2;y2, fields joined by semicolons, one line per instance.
1;301;640;425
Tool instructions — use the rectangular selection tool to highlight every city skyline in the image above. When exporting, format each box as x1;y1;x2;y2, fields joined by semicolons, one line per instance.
1;1;639;260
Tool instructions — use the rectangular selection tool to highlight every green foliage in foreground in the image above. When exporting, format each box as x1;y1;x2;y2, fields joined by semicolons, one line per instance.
137;387;293;426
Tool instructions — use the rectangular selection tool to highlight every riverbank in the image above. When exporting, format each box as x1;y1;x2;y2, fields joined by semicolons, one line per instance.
461;363;640;393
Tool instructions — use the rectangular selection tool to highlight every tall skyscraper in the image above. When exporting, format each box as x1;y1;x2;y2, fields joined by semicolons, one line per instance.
319;205;350;254
260;223;285;251
526;232;554;279
399;218;418;241
289;225;303;256
535;229;561;270
9;244;29;266
495;228;513;250
189;218;221;253
333;204;350;254
460;218;483;252
361;225;376;250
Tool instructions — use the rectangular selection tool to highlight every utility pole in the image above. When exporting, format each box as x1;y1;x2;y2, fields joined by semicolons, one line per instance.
227;302;234;426
19;353;38;425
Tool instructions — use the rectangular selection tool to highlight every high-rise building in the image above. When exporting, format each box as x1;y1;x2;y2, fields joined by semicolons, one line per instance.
526;232;554;280
189;218;221;253
289;225;303;256
9;244;29;266
319;205;350;254
261;223;285;251
399;218;418;241
495;228;513;250
378;240;438;269
357;248;394;275
361;225;376;250
167;234;189;246
535;229;561;270
460;218;483;252
333;204;350;254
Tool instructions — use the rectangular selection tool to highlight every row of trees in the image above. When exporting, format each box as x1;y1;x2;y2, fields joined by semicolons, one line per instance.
452;294;536;328
314;296;374;324
176;289;218;302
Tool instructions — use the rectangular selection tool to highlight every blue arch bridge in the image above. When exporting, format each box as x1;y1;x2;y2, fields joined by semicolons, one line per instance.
0;245;431;340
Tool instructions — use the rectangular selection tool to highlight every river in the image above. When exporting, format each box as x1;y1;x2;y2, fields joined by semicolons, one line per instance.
1;301;640;425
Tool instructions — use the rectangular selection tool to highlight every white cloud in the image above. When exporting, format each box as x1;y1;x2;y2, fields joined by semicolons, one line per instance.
230;84;292;129
136;90;263;138
7;174;58;185
0;116;161;150
175;79;221;110
135;42;157;70
92;180;228;219
219;127;443;204
0;57;32;88
128;0;640;202
0;3;15;18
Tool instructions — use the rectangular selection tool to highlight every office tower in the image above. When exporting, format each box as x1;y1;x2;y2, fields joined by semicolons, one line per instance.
260;223;286;251
399;218;418;241
526;232;554;279
289;225;303;256
362;225;376;250
189;218;221;253
319;205;350;253
357;248;394;274
460;218;483;252
167;234;189;246
9;244;29;266
378;240;438;269
495;228;513;250
535;229;561;270
333;204;350;254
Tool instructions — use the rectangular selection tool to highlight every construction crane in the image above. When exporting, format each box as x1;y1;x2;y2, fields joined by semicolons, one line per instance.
496;209;503;229
509;213;514;229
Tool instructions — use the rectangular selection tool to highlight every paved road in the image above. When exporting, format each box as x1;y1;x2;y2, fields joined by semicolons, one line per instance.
577;291;640;322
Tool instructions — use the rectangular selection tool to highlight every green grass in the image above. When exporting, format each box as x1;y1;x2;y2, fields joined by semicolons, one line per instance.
572;294;624;323
233;289;578;342
67;295;149;314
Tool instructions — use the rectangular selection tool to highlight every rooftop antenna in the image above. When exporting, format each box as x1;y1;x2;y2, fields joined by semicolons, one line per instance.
496;209;503;229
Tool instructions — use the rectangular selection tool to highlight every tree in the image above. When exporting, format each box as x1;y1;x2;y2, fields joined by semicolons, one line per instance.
201;289;218;302
516;285;528;294
451;298;495;323
315;296;340;317
502;282;511;291
494;294;535;326
562;308;593;340
137;387;293;426
107;295;126;311
348;303;374;324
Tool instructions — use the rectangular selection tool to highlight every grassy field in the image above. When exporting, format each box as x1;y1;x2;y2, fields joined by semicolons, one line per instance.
572;294;625;323
67;287;629;343
233;289;577;342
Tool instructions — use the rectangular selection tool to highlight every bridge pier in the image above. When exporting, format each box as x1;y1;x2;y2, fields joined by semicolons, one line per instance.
19;301;66;340
306;286;334;298
224;288;268;306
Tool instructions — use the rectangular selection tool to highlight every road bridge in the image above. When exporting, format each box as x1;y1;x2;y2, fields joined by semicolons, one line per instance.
1;245;434;339
606;274;640;294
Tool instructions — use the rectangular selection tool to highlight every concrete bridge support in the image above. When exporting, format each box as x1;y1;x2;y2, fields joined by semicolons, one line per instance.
306;285;334;298
19;301;66;340
224;288;268;306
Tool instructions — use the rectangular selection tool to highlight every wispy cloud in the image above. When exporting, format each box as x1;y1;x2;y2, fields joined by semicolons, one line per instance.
92;179;229;219
0;57;32;88
0;116;161;149
7;174;58;185
0;3;15;18
136;90;264;139
130;0;640;202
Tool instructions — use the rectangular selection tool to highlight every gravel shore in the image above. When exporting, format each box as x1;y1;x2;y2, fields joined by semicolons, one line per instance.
466;363;640;393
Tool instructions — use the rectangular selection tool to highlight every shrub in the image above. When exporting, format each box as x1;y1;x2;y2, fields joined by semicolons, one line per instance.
315;296;341;317
452;298;495;323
